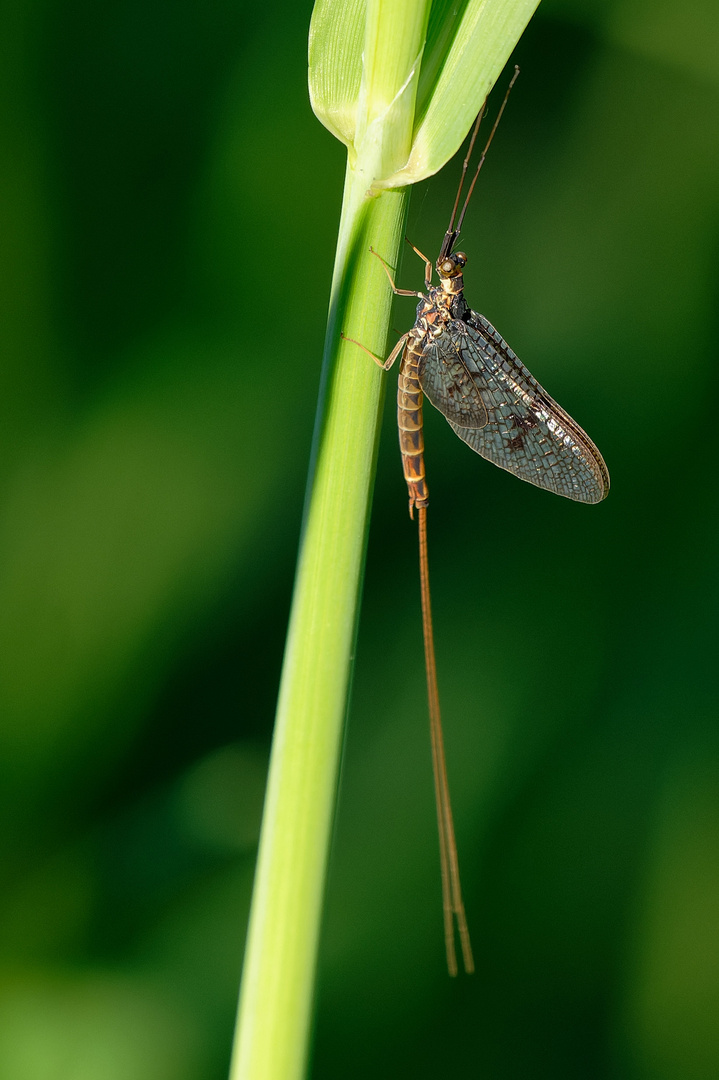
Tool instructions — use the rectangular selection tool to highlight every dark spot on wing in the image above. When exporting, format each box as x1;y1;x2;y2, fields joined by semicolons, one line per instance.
509;411;538;432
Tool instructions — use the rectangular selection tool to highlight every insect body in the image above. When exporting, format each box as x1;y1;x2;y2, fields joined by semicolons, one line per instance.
373;243;608;977
386;246;609;514
344;69;609;977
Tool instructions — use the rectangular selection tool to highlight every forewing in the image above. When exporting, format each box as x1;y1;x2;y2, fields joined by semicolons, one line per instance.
440;313;610;504
417;327;488;429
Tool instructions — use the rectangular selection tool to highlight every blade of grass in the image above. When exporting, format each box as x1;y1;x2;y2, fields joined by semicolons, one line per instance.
231;0;542;1074
229;167;409;1080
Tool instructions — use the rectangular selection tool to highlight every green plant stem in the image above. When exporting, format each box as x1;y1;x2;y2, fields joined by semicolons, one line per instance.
230;169;409;1080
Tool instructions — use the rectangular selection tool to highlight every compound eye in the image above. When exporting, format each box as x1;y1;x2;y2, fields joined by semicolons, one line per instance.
454;252;467;267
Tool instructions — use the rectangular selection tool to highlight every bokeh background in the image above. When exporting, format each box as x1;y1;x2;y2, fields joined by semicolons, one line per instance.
1;0;718;1076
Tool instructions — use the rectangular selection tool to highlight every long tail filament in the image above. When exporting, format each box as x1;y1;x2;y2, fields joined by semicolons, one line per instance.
417;506;474;976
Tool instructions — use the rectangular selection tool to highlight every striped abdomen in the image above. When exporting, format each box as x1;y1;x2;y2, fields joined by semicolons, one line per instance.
397;339;428;515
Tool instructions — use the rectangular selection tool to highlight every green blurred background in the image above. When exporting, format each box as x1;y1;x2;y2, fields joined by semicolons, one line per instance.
1;0;718;1076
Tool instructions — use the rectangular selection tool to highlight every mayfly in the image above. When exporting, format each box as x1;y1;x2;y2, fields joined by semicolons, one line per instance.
345;68;609;976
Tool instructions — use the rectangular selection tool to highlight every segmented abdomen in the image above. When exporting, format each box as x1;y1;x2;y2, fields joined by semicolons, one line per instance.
397;340;428;515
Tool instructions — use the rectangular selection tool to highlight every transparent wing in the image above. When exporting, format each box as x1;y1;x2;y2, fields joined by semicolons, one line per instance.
417;334;488;428
425;313;610;504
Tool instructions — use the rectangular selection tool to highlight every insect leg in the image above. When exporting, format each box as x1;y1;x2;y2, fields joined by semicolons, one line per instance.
340;331;409;371
404;239;433;289
369;247;423;298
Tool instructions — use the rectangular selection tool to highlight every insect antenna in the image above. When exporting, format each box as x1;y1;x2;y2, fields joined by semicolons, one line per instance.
443;105;487;254
439;65;520;262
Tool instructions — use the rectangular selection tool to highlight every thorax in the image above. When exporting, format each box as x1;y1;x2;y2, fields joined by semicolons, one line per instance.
411;279;469;342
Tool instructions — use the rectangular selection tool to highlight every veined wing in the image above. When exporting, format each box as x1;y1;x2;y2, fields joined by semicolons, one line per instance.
417;332;488;428
420;313;609;504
